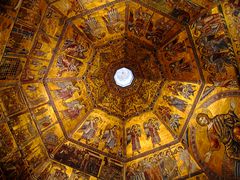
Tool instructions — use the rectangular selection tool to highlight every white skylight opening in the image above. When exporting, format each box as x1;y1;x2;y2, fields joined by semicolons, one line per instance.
114;67;134;88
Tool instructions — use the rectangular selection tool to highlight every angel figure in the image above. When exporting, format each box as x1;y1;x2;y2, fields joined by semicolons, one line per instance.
143;118;161;148
102;8;124;34
62;100;84;120
146;17;171;45
79;17;106;41
57;55;83;77
102;124;119;151
128;7;152;37
55;82;80;100
127;124;142;156
167;82;196;100
157;106;183;131
169;58;192;77
78;117;102;144
63;43;88;59
164;37;189;60
163;95;188;112
169;114;182;131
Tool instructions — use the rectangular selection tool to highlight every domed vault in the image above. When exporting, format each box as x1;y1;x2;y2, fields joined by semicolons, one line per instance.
0;0;240;179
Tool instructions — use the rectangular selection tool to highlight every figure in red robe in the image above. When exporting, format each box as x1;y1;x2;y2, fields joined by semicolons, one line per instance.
127;124;141;156
144;118;161;148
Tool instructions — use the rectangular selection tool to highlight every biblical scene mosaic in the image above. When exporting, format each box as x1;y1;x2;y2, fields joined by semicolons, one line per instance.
0;0;239;179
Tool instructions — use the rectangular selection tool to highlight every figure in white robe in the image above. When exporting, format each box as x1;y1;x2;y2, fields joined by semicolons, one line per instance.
78;117;101;144
102;125;118;150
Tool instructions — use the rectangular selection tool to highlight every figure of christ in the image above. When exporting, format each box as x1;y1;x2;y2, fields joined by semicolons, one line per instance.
196;103;240;162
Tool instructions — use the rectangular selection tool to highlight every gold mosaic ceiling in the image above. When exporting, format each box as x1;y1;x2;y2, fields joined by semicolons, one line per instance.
0;0;240;179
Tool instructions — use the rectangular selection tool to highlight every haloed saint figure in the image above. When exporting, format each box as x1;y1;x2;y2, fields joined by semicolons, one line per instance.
144;118;161;148
127;124;141;156
78;117;102;144
102;125;118;151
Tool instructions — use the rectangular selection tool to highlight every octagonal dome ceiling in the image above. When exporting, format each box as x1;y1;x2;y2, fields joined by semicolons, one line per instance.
0;0;240;179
